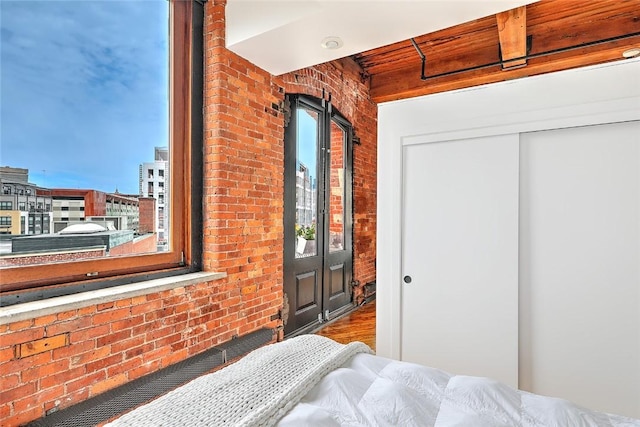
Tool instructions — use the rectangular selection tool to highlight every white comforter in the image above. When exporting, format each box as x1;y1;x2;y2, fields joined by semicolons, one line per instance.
108;335;639;426
279;352;640;427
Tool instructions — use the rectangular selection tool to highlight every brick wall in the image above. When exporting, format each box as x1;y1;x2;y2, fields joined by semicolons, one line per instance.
0;282;239;425
0;1;377;424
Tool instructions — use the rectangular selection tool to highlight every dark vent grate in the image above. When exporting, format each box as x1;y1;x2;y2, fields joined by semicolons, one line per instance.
27;328;274;427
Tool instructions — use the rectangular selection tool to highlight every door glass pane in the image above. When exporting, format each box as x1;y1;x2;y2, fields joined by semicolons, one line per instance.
329;120;345;252
295;107;318;258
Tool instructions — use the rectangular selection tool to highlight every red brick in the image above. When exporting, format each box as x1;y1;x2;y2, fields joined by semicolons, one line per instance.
0;351;51;374
40;366;86;390
0;347;15;363
1;327;45;347
110;335;145;354
92;307;130;325
56;310;77;321
70;324;110;343
69;345;111;367
34;314;58;327
13;384;64;413
1;382;37;405
96;329;132;348
90;373;128;396
124;343;154;360
107;356;141;377
18;334;68;358
110;315;144;332
129;360;162;380
0;373;20;390
96;302;115;311
4;406;42;427
53;340;95;360
46;317;92;336
85;353;123;373
65;370;107;394
8;319;34;331
22;359;70;383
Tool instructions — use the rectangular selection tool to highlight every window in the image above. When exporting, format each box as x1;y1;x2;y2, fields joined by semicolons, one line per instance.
18;202;25;211
2;186;11;195
1;0;202;295
61;206;69;211
0;201;12;210
0;217;11;226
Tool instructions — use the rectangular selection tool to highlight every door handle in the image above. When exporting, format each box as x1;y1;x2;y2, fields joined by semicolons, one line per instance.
403;275;412;284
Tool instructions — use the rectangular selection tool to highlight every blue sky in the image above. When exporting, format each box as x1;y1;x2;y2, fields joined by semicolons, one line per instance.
1;0;169;194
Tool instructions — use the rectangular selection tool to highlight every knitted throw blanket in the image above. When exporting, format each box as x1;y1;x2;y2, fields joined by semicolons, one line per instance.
107;335;372;427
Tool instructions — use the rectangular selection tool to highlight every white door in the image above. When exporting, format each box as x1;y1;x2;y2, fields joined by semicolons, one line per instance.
401;134;519;387
519;121;640;418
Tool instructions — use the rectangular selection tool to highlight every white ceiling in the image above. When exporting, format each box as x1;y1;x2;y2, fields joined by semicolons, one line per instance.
226;0;537;76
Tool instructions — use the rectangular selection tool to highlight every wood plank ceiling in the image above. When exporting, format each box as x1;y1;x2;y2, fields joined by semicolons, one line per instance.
352;0;640;103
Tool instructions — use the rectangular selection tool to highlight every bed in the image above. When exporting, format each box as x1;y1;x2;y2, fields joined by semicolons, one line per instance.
106;335;640;426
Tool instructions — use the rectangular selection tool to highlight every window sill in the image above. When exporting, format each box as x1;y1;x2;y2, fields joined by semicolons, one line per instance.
0;271;226;325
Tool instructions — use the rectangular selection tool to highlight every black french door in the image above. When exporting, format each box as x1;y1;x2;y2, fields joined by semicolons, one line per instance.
283;94;353;336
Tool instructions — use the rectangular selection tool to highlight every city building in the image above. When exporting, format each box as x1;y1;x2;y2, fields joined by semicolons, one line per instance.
0;166;53;236
48;189;141;234
139;147;169;246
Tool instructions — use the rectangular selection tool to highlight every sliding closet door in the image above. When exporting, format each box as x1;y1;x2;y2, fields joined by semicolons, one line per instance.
401;134;519;387
519;121;640;418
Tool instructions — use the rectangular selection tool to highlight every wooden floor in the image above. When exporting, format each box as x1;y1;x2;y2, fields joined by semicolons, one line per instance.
315;299;376;351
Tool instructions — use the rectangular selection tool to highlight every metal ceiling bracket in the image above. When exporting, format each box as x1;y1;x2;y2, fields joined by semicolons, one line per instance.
410;38;428;80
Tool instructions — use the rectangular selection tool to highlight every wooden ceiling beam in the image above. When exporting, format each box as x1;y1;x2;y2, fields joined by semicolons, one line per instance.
496;6;528;69
369;34;640;103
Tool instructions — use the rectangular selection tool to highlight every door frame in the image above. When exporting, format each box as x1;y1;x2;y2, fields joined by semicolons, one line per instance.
283;94;355;336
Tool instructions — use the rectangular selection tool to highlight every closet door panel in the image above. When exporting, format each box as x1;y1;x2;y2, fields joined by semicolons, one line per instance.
401;134;519;387
519;121;640;418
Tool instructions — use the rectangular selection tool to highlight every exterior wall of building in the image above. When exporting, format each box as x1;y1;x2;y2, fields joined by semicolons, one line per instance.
137;197;156;235
139;148;168;245
0;1;377;424
0;211;21;235
105;194;139;232
0;181;53;236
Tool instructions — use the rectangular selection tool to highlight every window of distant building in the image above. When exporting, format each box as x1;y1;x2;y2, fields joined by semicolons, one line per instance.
1;0;202;297
0;201;12;210
0;217;11;226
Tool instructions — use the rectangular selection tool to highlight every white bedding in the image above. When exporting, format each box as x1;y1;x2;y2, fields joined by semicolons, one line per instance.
279;352;640;427
108;335;640;426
